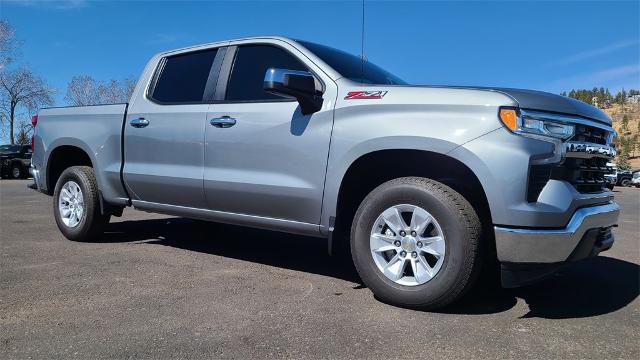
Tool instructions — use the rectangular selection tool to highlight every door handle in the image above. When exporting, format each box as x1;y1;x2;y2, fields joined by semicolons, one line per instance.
210;116;236;128
130;118;149;128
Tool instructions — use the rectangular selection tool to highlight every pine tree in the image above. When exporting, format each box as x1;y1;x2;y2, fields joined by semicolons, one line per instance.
617;88;628;110
617;137;631;170
605;88;613;107
15;123;31;145
621;114;630;132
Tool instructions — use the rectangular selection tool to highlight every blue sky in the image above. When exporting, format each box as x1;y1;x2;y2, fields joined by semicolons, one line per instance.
2;0;639;105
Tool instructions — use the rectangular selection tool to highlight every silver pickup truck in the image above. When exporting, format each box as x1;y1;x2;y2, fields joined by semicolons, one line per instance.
31;36;619;309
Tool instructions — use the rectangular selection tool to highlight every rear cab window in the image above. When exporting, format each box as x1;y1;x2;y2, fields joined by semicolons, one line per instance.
150;49;218;104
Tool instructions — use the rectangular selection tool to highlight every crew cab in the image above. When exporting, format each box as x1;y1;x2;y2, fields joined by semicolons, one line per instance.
30;36;620;309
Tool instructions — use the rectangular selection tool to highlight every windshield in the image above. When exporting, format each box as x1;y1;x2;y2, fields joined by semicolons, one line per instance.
0;145;22;153
298;41;407;85
633;172;640;179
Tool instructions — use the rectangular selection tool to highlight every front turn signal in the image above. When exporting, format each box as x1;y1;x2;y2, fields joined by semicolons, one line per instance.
499;108;518;131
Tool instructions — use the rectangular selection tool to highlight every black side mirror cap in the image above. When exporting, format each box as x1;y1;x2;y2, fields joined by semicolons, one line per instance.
264;68;323;115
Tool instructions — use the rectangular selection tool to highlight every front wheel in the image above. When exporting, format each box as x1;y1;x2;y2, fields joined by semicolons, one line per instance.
351;177;482;309
10;164;23;179
53;166;110;242
620;178;631;187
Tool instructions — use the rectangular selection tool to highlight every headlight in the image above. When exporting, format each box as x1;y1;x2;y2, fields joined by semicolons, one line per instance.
499;107;574;140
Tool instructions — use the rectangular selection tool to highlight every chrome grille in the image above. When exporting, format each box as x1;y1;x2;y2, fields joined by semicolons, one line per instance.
525;111;616;202
573;124;607;145
552;157;611;193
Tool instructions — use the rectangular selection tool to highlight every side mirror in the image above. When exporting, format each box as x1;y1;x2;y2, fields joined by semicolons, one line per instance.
264;68;323;115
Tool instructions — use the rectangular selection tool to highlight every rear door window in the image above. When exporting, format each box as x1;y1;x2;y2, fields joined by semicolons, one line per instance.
151;49;218;103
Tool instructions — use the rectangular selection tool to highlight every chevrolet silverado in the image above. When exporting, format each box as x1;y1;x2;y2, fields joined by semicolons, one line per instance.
30;37;620;309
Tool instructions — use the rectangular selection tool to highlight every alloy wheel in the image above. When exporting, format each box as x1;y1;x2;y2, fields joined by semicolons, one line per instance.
58;181;85;228
369;204;446;286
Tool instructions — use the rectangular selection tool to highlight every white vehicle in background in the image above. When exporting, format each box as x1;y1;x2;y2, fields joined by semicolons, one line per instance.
632;171;640;187
605;162;617;190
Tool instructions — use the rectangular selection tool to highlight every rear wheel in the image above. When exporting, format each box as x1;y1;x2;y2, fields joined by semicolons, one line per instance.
620;178;631;187
53;166;110;241
351;177;482;309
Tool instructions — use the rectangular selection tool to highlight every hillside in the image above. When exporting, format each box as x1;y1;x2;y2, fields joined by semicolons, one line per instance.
604;102;640;169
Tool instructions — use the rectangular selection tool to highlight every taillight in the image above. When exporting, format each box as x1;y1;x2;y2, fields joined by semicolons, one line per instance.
31;114;38;151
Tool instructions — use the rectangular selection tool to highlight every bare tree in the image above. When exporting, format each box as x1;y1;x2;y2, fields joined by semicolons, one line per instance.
0;20;20;71
122;76;137;99
64;75;100;106
65;75;136;106
0;68;54;144
98;79;123;104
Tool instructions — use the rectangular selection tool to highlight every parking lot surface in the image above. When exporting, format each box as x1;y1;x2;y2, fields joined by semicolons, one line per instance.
1;180;639;359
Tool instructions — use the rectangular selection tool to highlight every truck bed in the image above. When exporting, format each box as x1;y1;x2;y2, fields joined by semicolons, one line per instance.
32;103;129;203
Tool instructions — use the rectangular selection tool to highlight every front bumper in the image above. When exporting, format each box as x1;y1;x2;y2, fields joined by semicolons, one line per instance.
495;202;619;263
495;202;619;287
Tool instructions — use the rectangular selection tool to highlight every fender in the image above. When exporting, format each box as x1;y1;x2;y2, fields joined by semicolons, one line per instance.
321;135;466;233
44;138;97;191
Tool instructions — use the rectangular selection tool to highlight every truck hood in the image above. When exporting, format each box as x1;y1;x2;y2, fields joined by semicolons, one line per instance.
492;87;611;125
427;86;611;125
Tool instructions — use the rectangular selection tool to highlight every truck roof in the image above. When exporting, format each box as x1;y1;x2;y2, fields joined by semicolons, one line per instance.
158;35;297;56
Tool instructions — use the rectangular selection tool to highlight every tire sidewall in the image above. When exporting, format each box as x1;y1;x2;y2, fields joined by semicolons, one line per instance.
53;167;100;241
351;181;472;306
11;164;22;179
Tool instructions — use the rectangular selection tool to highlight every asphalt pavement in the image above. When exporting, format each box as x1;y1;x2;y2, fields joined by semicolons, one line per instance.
1;180;638;359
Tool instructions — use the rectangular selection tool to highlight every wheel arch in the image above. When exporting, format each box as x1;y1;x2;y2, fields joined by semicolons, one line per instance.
45;142;95;195
326;148;493;255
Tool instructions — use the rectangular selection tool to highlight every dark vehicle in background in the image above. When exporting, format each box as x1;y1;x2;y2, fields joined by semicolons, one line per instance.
616;170;634;187
604;163;639;189
0;145;32;179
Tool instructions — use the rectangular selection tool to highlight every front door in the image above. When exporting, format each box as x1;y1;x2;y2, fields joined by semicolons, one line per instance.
203;43;336;224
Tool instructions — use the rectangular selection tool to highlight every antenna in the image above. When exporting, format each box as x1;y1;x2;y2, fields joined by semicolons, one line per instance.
361;0;365;83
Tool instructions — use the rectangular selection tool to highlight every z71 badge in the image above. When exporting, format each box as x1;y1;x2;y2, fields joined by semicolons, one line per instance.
344;91;388;100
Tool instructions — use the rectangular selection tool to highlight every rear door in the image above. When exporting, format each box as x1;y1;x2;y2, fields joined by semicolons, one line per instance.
123;47;224;208
203;42;337;224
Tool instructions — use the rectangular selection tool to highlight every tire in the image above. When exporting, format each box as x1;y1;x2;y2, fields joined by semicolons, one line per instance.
10;164;23;179
620;178;631;187
607;183;615;190
53;166;110;242
350;177;482;310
